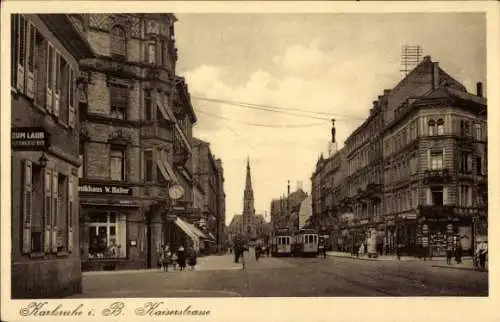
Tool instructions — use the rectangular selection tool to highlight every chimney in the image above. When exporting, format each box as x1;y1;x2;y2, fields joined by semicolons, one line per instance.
432;62;440;90
423;55;431;62
384;89;391;96
476;82;483;97
287;180;290;197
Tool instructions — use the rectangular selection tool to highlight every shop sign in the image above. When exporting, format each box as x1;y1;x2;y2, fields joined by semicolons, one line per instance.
79;183;132;195
11;127;50;150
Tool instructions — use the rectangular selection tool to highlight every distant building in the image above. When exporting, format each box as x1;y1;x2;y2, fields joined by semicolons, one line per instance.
228;158;271;244
299;195;313;229
270;183;308;234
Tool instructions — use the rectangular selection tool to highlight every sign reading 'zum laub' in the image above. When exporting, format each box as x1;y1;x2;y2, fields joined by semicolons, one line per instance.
11;127;50;150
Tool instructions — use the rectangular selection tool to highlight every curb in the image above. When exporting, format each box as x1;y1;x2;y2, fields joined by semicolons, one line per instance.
431;265;488;272
327;254;416;262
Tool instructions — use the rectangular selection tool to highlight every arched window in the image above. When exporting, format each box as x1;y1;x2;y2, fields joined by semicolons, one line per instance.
428;119;436;136
110;26;127;59
437;118;445;135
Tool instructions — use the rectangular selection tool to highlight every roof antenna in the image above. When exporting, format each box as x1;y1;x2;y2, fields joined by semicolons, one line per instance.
400;45;423;76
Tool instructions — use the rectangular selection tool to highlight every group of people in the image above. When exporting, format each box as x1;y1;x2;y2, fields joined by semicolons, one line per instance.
254;244;271;261
158;244;197;272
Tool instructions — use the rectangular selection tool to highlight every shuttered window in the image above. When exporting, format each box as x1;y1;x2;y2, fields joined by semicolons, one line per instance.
53;51;61;117
25;21;36;98
22;160;33;254
51;171;59;253
68;67;76;127
44;168;52;252
46;42;54;112
14;15;27;92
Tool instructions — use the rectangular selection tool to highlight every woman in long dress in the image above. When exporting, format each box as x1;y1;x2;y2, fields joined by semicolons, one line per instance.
177;246;187;271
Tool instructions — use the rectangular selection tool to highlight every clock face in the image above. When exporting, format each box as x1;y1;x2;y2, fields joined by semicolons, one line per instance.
169;185;184;200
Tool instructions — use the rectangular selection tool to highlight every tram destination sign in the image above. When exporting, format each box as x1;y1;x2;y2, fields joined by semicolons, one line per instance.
79;183;133;195
11;127;50;150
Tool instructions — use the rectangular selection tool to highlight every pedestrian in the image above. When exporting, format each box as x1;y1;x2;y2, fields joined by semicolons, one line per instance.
396;243;402;260
157;245;164;271
188;247;197;270
177;245;187;271
163;245;172;272
255;244;262;261
455;238;463;264
446;241;453;265
476;240;488;269
358;243;365;258
171;250;178;271
266;245;270;257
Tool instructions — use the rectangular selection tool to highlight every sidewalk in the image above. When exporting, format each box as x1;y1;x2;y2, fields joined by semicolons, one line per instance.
82;254;242;277
326;251;487;272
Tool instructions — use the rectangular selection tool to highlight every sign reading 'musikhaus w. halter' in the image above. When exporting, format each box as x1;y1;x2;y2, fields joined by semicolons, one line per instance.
79;183;132;195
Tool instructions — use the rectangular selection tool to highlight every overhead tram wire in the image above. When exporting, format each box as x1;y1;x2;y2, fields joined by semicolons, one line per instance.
195;109;328;128
191;95;366;121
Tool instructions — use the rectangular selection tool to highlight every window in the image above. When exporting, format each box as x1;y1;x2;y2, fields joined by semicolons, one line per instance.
56;174;68;252
110;26;127;59
431;151;443;169
88;212;127;259
475;123;482;141
78;143;85;179
162;41;169;67
26;21;36;98
459;185;472;207
431;186;443;206
428;119;436;136
437;119;444;135
144;150;153;182
59;58;69;123
110;148;125;181
148;40;156;65
46;43;54;112
459;152;473;174
109;86;128;119
22;160;44;253
460;120;470;136
144;89;153;120
476;156;483;176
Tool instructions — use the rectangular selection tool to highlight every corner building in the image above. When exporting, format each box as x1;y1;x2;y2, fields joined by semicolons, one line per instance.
11;14;95;298
381;56;487;256
76;14;196;270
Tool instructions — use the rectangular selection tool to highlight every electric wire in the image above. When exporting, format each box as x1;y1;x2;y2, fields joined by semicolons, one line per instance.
191;95;366;121
195;108;328;128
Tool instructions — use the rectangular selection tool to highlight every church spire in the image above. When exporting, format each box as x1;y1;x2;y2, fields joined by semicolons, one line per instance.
243;157;255;217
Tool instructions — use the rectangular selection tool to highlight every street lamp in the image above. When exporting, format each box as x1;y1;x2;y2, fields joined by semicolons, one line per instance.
38;153;48;168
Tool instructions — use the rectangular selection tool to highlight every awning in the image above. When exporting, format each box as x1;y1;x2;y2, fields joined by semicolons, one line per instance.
158;150;178;183
208;232;216;241
185;221;207;239
174;217;198;244
156;96;172;121
156;159;170;181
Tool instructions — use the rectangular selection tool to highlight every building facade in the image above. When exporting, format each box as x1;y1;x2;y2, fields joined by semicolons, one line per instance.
76;13;201;270
215;159;227;251
11;14;95;298
310;56;487;257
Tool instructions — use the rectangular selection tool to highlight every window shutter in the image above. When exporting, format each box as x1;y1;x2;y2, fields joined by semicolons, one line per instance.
53;52;60;117
426;188;432;205
443;187;448;205
44;168;52;252
68;67;75;128
46;42;53;112
22;160;33;254
467;186;473;207
68;175;74;252
17;16;26;92
51;171;58;253
25;22;35;99
427;149;431;170
467;154;473;173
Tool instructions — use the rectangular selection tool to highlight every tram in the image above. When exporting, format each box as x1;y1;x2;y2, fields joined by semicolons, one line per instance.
271;230;293;257
292;229;319;257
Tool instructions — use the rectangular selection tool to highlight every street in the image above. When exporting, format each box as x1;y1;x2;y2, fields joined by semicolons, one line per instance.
73;249;488;298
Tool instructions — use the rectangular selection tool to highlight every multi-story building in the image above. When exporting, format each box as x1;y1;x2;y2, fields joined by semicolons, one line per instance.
381;56;487;256
215;158;227;251
11;14;95;298
312;55;487;257
76;13;200;270
192;138;221;252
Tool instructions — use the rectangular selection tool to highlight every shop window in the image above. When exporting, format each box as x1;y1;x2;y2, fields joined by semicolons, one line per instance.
109;85;128;120
430;186;444;206
431;151;443;169
110;26;127;60
428;119;436;136
88;212;127;259
437;119;444;135
110;148;125;181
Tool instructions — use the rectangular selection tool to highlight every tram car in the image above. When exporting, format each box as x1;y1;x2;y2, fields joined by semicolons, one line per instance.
292;229;319;257
271;232;293;257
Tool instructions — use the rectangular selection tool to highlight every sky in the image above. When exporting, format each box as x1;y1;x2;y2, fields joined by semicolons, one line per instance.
173;13;486;226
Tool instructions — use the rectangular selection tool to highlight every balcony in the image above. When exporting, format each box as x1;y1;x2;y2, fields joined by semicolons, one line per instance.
423;169;451;185
140;123;172;141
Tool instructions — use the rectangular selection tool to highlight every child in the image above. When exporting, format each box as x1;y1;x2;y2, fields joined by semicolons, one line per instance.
171;252;178;271
188;247;197;270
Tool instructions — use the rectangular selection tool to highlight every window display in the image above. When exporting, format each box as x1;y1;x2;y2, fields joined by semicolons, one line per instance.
88;211;126;259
